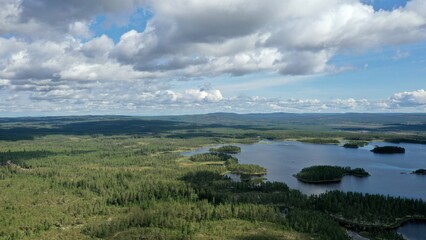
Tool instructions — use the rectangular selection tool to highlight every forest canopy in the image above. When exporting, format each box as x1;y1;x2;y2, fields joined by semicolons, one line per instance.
295;165;370;183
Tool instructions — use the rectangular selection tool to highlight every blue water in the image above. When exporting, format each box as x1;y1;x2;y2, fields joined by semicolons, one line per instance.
397;221;426;240
184;140;426;199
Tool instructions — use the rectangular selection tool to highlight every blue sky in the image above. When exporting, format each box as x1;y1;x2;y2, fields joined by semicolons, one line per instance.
90;9;153;43
365;0;407;10
0;0;425;116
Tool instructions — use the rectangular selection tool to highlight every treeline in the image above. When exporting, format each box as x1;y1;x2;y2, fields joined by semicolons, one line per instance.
385;136;426;145
0;150;56;165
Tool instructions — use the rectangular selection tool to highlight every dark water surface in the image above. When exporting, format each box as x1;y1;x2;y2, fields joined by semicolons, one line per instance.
397;221;426;240
183;140;426;238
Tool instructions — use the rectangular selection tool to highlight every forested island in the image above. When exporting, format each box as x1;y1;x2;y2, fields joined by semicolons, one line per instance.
371;146;406;154
209;145;241;154
413;169;426;175
298;138;340;144
295;165;370;183
343;141;369;149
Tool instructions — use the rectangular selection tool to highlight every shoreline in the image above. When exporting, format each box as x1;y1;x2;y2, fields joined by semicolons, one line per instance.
333;215;426;231
293;170;369;184
293;174;342;184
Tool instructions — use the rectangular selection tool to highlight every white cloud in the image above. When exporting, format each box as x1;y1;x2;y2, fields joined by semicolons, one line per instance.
1;0;426;114
68;21;91;38
3;0;426;83
390;89;426;107
106;0;426;78
183;89;223;102
137;88;223;104
81;35;114;58
328;98;369;109
1;82;425;114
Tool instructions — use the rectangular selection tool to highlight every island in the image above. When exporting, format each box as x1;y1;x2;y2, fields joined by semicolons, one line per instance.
413;169;426;175
298;138;340;144
343;141;369;149
209;145;241;154
371;146;405;154
294;165;370;184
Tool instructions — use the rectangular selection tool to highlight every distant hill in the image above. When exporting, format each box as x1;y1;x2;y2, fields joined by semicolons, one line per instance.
151;112;426;130
0;113;425;141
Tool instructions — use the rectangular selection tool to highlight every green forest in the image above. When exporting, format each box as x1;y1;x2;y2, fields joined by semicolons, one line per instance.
371;146;406;154
0;115;425;240
295;166;369;183
412;169;426;175
209;145;241;154
342;141;369;149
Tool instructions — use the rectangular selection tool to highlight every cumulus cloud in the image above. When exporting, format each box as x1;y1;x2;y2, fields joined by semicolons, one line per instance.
138;88;223;104
14;0;148;35
183;89;223;102
81;35;114;58
1;83;425;114
390;89;426;107
117;0;426;77
1;0;426;114
68;21;91;39
3;0;426;82
328;98;370;109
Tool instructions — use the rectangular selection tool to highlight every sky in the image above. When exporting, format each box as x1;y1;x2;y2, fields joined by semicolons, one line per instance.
0;0;426;116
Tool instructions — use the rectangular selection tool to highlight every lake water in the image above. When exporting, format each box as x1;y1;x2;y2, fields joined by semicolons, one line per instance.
397;221;426;240
182;140;426;238
184;140;426;199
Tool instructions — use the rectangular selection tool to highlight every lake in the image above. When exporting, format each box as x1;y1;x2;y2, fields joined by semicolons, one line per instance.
397;221;426;240
184;140;426;199
183;140;426;239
